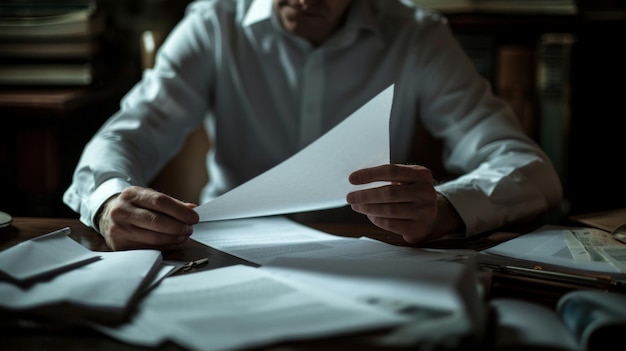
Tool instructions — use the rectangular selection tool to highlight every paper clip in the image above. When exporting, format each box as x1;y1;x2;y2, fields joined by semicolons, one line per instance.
181;257;209;272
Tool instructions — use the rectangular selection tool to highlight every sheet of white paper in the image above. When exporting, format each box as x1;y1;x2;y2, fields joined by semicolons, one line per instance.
192;216;347;265
0;227;99;281
261;255;484;348
262;257;468;314
90;309;169;347
278;236;464;262
0;249;162;313
192;216;465;266
481;225;622;274
195;85;394;222
93;265;407;351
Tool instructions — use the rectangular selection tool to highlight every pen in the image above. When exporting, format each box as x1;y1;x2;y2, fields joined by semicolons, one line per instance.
483;263;625;291
181;257;210;272
162;257;210;275
505;265;613;284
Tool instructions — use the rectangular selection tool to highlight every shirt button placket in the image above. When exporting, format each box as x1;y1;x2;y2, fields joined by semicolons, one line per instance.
298;51;324;149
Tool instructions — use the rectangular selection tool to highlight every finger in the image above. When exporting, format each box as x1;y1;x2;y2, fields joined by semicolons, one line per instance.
124;223;190;247
120;187;199;225
112;204;194;239
105;219;189;251
350;202;426;219
348;183;416;205
365;216;436;245
105;192;194;241
347;182;435;205
185;202;198;209
349;164;431;185
366;216;423;243
367;216;412;235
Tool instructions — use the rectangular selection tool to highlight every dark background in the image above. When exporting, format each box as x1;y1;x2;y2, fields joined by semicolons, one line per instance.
1;0;625;222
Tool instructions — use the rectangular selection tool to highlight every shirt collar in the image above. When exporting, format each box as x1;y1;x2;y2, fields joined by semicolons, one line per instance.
242;0;382;47
242;0;272;28
343;0;380;37
327;0;381;48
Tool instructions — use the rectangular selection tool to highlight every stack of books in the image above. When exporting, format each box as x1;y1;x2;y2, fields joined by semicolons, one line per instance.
412;0;578;15
0;1;117;86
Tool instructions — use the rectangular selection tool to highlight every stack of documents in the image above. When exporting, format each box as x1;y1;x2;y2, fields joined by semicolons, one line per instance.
91;216;487;351
0;227;166;324
478;225;626;290
93;264;408;351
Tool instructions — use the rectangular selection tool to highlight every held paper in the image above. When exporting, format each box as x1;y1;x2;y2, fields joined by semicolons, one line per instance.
194;85;394;222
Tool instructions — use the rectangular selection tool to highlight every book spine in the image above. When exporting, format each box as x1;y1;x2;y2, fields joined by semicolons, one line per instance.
495;44;538;139
411;0;577;15
0;5;101;39
0;64;93;86
0;1;106;86
454;33;497;85
536;33;576;202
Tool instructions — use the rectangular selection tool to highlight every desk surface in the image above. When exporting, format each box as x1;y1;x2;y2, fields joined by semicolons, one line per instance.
1;216;515;261
0;216;564;351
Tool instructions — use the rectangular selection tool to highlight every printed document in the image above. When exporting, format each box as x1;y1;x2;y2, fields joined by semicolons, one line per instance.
191;216;460;265
479;225;626;281
0;227;99;281
0;249;163;324
92;265;408;351
262;256;484;346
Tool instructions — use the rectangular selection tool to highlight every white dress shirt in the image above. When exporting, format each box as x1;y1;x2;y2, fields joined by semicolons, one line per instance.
63;0;562;236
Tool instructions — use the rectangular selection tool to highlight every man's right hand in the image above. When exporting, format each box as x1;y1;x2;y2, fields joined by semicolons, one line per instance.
97;186;200;251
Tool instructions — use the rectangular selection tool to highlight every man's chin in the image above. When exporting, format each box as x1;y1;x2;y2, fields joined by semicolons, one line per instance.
282;16;320;34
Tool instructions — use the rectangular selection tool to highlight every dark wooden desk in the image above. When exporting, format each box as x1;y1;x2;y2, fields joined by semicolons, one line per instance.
0;216;570;350
0;215;516;270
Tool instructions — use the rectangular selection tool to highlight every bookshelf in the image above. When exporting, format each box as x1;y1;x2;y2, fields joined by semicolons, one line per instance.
0;1;140;218
430;0;626;219
0;1;116;86
0;0;194;218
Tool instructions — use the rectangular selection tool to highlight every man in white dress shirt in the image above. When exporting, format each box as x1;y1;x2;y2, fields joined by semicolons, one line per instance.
64;0;562;250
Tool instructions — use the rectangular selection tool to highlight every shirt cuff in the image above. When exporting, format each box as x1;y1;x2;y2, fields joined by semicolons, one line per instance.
84;178;132;232
436;181;497;237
